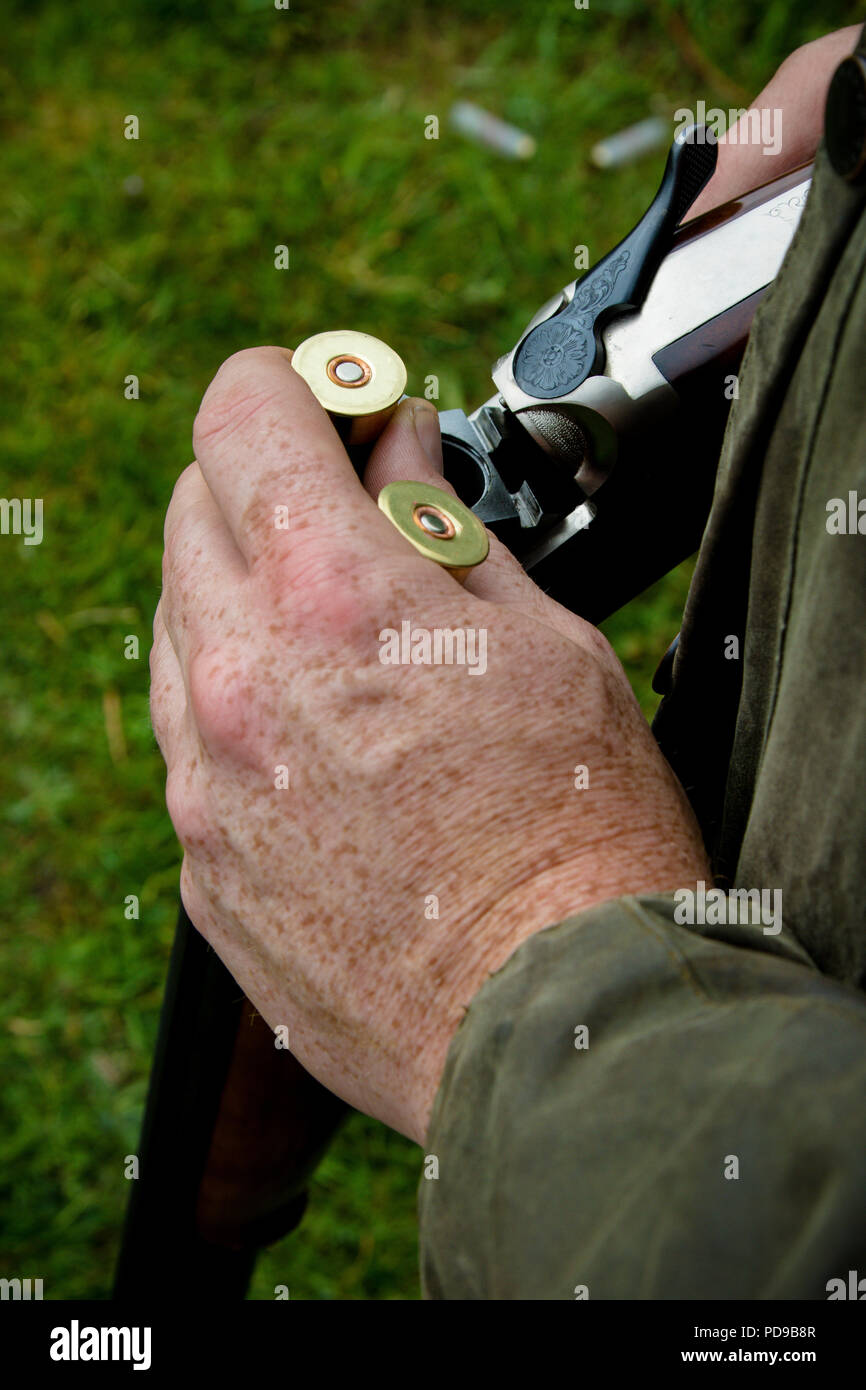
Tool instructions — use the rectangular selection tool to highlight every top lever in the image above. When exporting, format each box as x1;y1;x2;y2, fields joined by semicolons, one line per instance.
512;125;718;399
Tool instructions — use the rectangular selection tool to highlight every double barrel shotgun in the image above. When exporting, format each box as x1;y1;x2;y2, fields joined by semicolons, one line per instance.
114;126;812;1299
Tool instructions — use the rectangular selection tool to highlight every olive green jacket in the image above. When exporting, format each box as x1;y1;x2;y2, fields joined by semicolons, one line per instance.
419;44;866;1300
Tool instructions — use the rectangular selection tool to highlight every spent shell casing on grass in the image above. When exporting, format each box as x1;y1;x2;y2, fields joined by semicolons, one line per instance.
591;116;669;168
449;101;536;159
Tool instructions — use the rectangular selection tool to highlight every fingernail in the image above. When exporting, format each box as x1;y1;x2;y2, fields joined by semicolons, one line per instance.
412;403;443;469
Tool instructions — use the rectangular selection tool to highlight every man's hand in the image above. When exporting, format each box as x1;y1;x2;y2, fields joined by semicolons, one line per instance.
151;346;709;1145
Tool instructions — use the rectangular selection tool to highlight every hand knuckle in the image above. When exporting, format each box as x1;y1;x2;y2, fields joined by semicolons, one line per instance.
278;531;398;650
149;659;177;752
149;694;171;758
163;463;199;547
179;856;208;933
149;646;167;701
165;766;211;853
188;644;260;762
584;623;619;672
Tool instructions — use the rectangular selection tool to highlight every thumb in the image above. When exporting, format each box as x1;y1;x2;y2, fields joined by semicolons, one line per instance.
362;396;444;495
363;397;552;610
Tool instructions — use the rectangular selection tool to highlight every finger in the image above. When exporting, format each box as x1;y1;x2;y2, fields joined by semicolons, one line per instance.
362;396;445;495
363;398;548;608
192;345;412;574
150;603;188;766
161;461;247;661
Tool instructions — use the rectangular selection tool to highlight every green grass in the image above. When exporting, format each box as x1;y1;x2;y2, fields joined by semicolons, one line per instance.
0;0;860;1300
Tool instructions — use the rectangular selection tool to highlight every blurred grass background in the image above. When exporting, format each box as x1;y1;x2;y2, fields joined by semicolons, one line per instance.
0;0;860;1300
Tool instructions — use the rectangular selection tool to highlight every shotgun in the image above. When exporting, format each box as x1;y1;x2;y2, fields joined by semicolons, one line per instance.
114;132;812;1299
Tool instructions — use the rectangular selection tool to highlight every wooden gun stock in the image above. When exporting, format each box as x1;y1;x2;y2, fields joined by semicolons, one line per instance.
113;906;345;1300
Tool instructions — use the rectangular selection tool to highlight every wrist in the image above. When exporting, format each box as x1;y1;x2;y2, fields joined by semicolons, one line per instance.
407;814;710;1145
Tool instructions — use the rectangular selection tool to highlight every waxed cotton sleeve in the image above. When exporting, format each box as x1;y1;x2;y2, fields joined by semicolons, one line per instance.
418;895;866;1299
